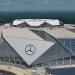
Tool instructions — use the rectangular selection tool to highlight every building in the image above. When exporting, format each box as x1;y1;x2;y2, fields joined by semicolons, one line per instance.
0;19;75;75
12;19;61;27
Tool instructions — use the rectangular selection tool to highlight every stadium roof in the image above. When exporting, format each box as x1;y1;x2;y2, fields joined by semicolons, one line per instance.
44;27;75;39
13;19;60;26
2;28;43;40
25;19;44;26
2;28;55;65
1;24;75;65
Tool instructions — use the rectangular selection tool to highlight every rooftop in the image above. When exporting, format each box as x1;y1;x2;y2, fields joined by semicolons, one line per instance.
44;27;75;39
2;28;43;41
13;19;60;26
0;21;75;65
1;23;75;39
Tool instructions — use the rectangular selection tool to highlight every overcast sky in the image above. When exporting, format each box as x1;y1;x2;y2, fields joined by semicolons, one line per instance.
0;0;75;12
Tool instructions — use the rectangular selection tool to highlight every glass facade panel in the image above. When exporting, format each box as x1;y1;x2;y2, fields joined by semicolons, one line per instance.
59;39;75;52
5;57;9;62
0;56;27;66
65;39;70;43
65;44;70;48
0;57;4;61
59;39;64;42
71;39;75;42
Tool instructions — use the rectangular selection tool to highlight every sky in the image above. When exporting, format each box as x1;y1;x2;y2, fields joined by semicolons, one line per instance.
0;0;75;12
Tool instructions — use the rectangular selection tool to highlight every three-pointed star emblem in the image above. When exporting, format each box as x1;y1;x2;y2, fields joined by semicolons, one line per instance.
25;44;36;55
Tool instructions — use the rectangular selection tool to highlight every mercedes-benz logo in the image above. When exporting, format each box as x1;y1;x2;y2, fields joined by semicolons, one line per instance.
25;44;36;55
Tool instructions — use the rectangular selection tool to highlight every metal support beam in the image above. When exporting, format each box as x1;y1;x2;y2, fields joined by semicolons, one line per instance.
70;56;71;64
56;59;57;65
63;57;64;65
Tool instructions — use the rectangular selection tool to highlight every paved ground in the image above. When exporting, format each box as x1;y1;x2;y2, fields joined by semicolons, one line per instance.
0;65;33;75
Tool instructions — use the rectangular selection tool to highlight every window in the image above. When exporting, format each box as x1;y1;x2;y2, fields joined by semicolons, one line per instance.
59;39;75;52
5;57;9;62
0;57;4;61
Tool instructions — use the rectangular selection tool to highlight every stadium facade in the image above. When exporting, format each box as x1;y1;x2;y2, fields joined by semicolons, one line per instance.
0;19;75;75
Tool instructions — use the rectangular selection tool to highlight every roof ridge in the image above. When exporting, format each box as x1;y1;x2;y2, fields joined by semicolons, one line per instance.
44;31;75;56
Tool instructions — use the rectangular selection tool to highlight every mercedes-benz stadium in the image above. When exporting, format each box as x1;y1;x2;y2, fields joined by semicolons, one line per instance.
0;19;75;75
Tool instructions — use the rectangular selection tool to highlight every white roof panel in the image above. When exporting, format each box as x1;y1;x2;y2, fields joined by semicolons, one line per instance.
13;19;26;25
2;28;55;65
12;19;60;26
2;28;43;40
25;19;44;26
44;28;75;39
3;36;55;65
43;19;60;26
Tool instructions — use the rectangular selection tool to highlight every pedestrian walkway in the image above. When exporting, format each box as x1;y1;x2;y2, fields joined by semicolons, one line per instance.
0;65;33;75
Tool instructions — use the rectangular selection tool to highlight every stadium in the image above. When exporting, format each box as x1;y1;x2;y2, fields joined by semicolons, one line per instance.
0;19;75;75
